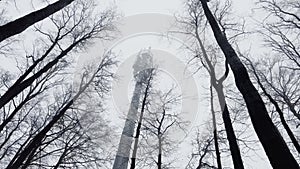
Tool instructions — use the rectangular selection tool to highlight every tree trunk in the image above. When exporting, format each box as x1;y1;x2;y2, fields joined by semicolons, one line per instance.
6;99;74;169
0;0;74;42
113;81;143;169
215;84;244;169
130;70;153;169
0;91;38;133
113;51;153;169
248;60;300;154
130;101;144;169
158;136;162;169
0;37;84;110
6;67;95;169
20;145;40;169
196;30;243;168
210;85;222;169
53;148;67;169
200;1;299;168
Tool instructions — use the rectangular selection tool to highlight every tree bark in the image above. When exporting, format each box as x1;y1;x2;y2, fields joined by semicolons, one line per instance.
247;59;300;154
158;136;162;169
210;86;222;169
0;0;74;42
216;85;244;169
200;1;299;168
130;69;153;169
196;30;243;169
211;79;244;169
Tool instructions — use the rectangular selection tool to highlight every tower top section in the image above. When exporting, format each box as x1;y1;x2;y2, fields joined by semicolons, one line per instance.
132;47;153;79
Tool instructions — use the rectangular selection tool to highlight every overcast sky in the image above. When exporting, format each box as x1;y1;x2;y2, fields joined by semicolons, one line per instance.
1;0;273;168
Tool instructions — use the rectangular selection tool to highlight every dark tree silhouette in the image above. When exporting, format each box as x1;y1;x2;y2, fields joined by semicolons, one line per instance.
5;53;116;169
0;0;75;42
0;1;117;128
243;56;300;154
199;0;299;168
176;1;244;168
259;0;300;68
210;85;222;169
142;87;186;169
130;68;156;169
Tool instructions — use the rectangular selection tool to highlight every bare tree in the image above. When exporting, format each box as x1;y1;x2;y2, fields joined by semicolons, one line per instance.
5;52;116;169
0;63;65;165
130;68;156;169
113;49;153;169
185;125;221;169
0;56;66;133
141;86;187;169
199;0;299;168
257;0;300;123
258;0;300;68
0;0;75;42
243;55;300;154
0;0;117;125
0;4;119;165
22;94;115;169
209;85;222;169
176;1;244;168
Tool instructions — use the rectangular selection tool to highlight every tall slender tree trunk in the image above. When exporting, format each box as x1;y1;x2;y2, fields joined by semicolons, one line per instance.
0;0;75;42
196;30;243;168
113;81;142;169
158;136;162;169
200;1;299;168
210;85;222;169
130;112;142;169
113;50;153;169
130;69;153;169
215;84;244;169
21;144;40;169
130;122;140;169
248;60;300;154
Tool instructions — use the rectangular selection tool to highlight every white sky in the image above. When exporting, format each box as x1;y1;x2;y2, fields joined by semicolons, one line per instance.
116;0;254;16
